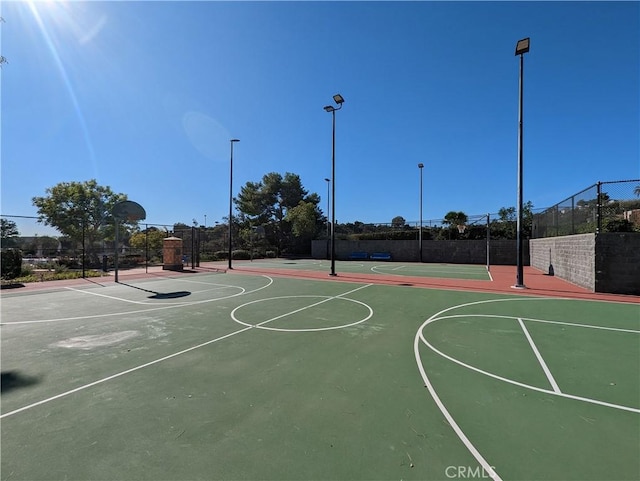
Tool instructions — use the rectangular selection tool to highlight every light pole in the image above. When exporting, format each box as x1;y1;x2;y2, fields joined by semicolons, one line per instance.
514;37;530;288
324;178;330;238
229;138;240;269
418;163;424;262
324;94;344;277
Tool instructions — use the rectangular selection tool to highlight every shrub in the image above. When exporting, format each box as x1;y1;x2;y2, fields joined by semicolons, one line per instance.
232;249;250;260
603;219;635;233
214;250;228;260
20;264;34;276
1;249;22;279
265;250;277;258
10;270;104;283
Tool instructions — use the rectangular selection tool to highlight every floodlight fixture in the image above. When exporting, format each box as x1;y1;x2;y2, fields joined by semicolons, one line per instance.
515;37;530;56
514;36;530;288
324;93;345;276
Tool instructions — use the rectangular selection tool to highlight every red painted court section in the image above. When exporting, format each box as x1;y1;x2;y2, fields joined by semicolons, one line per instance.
4;263;638;305
232;264;640;304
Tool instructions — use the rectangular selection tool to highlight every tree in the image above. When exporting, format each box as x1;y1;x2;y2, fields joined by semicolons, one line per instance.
443;211;468;226
32;180;128;263
1;218;19;248
235;172;321;255
494;201;534;239
129;228;166;252
391;216;407;229
286;201;319;238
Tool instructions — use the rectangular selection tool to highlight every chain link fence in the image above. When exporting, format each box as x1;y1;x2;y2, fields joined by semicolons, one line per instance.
2;207;550;271
0;215;270;276
532;180;640;238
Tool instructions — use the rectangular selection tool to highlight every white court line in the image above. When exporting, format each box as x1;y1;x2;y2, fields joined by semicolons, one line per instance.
254;283;372;327
518;318;562;393
1;282;373;419
1;276;274;325
0;326;253;419
391;265;406;271
414;332;502;481
231;285;374;332
417;299;640;414
63;284;233;305
414;296;640;481
437;314;640;334
486;268;494;282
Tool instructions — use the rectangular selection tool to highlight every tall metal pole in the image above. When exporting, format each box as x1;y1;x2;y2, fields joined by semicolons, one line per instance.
82;217;86;278
324;94;343;276
229;139;239;269
325;178;330;238
515;50;525;288
418;163;424;262
486;213;490;271
330;109;337;276
114;219;119;283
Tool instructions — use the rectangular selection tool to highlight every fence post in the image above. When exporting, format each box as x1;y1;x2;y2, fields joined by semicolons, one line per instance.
571;196;575;235
596;181;602;234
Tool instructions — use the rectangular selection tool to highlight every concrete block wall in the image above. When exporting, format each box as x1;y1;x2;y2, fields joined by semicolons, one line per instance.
311;239;528;265
530;234;595;290
530;233;640;295
595;233;640;295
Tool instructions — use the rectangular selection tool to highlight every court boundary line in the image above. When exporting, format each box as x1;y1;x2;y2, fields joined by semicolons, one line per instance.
0;275;274;325
1;282;374;419
413;323;502;481
64;283;238;306
416;298;640;414
230;283;374;332
414;296;640;481
0;326;253;419
518;318;562;393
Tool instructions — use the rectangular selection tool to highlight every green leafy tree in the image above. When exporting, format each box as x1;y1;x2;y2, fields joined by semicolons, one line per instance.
1;218;19;248
494;201;534;239
442;211;469;239
32;180;128;263
443;211;468;226
286;201;318;238
1;249;22;279
391;216;407;229
236;172;321;255
39;236;60;256
129;228;166;252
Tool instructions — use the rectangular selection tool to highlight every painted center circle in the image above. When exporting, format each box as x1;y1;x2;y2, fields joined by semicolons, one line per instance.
231;295;373;332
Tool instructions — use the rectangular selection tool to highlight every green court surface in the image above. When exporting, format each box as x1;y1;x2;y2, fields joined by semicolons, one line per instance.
1;272;638;480
234;258;492;280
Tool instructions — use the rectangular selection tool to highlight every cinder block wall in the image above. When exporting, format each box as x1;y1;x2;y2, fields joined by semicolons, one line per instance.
530;234;595;290
311;239;527;265
595;233;640;295
530;233;640;295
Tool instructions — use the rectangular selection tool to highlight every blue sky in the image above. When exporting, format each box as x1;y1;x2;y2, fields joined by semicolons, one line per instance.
2;1;639;236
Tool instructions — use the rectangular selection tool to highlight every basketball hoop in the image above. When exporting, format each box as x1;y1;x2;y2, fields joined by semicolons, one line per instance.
457;224;467;234
112;200;146;222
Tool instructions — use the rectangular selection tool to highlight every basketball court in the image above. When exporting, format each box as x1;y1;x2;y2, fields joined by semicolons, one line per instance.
1;264;638;480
